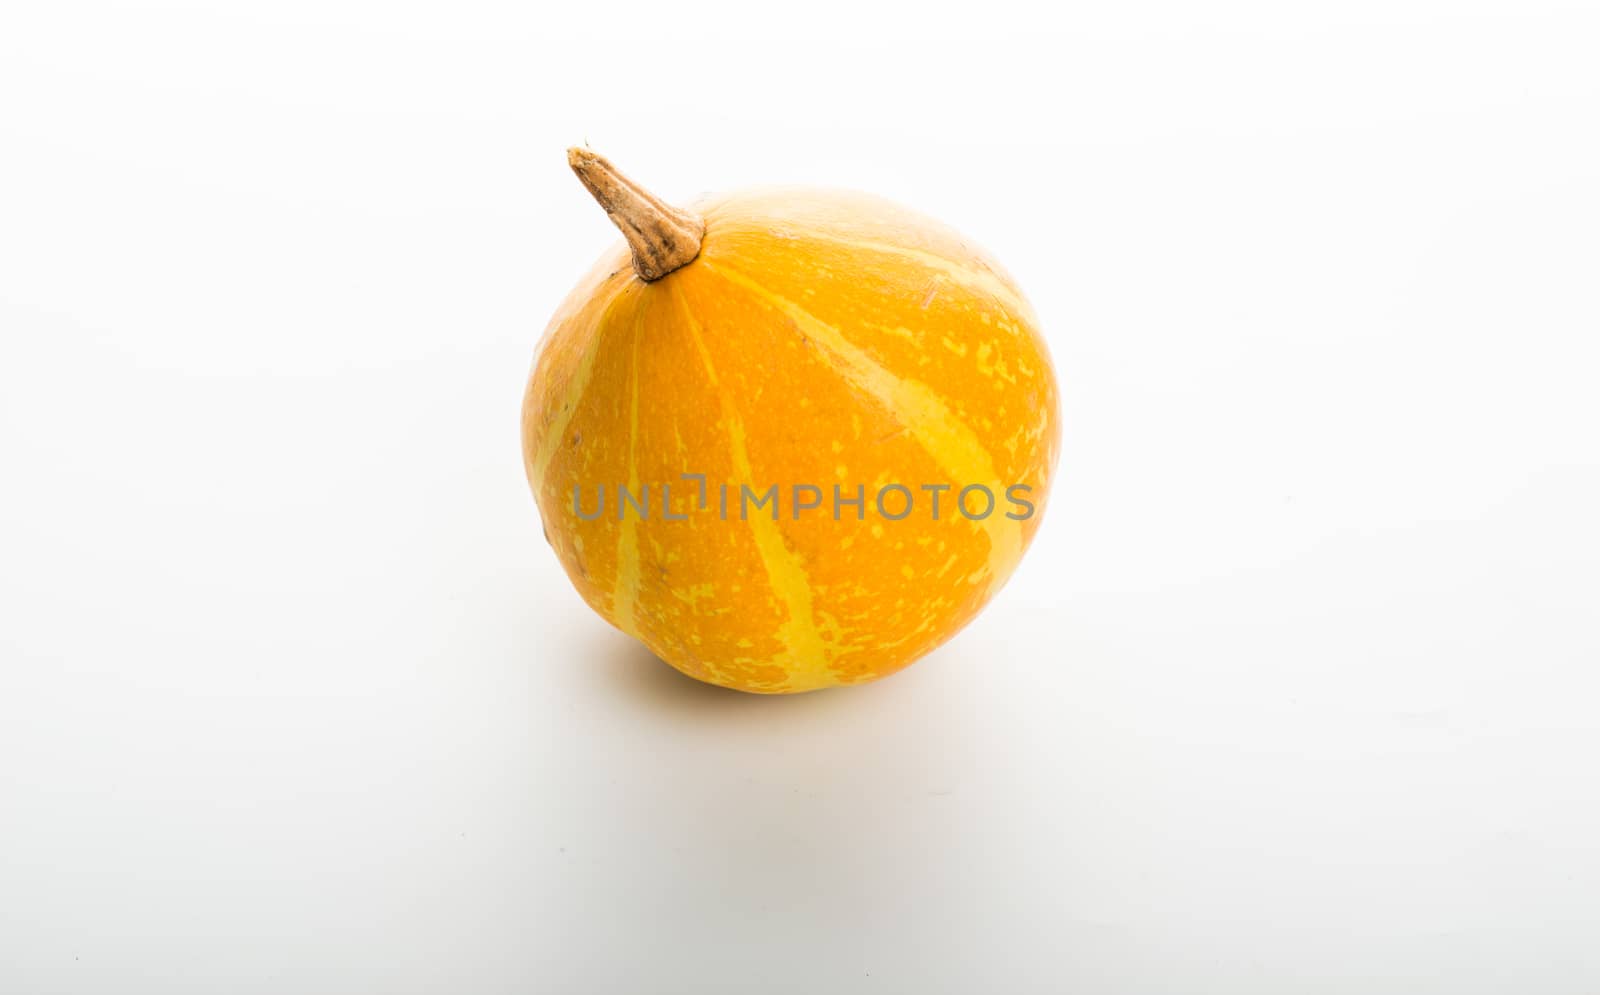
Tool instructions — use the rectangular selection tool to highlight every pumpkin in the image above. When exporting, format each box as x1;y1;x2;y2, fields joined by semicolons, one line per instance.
523;149;1060;693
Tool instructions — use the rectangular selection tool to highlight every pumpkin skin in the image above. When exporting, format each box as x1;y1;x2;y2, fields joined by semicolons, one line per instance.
523;179;1060;693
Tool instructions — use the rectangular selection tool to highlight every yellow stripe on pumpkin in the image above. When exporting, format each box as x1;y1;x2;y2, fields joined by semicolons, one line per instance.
705;262;1025;593
672;283;837;692
764;230;1036;323
610;302;646;635
529;288;635;488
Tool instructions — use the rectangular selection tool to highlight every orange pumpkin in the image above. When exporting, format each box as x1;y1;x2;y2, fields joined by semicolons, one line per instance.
523;149;1060;693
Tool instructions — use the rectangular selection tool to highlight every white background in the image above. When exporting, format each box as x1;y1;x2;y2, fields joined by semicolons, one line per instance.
3;0;1598;991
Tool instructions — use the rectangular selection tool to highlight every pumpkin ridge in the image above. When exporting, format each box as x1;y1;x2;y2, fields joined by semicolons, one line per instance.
529;284;639;488
670;283;837;692
609;299;648;635
703;260;1025;594
708;227;1033;321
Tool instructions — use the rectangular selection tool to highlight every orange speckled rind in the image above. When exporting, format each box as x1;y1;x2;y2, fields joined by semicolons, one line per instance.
523;188;1060;693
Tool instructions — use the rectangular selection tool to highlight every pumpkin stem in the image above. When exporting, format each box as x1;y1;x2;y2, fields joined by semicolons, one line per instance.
567;147;704;282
